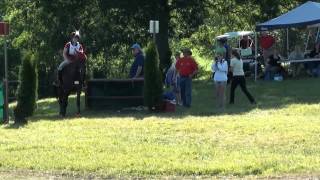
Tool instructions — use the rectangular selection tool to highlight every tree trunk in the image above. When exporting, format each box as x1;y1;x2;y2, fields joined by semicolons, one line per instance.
156;0;171;75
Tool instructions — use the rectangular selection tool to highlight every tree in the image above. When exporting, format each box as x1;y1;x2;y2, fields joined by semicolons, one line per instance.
99;0;210;73
14;51;38;124
144;42;163;111
2;0;308;90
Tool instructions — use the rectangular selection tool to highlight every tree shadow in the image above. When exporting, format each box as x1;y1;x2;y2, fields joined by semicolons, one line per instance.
26;78;320;122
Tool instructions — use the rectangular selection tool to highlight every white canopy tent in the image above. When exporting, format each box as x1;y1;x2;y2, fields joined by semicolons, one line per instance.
254;1;320;80
214;31;256;76
215;31;255;55
216;31;254;40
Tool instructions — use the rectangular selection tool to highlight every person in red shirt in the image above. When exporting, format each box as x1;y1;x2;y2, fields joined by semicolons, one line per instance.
259;31;275;63
175;48;198;107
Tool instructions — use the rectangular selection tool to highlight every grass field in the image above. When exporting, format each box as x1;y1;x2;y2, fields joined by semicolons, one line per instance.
1;78;320;179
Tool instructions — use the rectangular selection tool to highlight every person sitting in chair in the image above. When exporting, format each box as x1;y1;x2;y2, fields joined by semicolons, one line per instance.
58;31;87;84
264;49;285;80
305;41;320;76
289;45;304;77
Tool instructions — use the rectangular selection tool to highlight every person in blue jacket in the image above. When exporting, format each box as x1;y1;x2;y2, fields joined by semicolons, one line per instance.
129;43;145;78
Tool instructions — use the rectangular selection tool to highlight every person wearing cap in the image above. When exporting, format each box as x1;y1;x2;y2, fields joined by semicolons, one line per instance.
129;43;144;78
58;31;86;83
175;48;198;108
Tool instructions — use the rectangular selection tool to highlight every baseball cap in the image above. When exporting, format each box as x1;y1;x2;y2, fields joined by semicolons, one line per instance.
131;43;141;50
181;48;192;55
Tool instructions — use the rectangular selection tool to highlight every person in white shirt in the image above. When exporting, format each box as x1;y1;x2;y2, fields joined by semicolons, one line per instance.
58;31;85;71
229;49;256;104
212;51;228;109
57;31;86;84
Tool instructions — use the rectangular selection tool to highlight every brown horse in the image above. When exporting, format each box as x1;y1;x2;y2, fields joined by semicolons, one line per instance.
57;60;85;117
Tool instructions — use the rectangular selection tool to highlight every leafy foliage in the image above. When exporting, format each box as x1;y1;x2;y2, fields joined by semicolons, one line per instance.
0;0;313;97
144;42;163;111
14;51;38;123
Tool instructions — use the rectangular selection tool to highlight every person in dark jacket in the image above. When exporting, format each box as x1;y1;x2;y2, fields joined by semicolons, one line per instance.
129;43;144;78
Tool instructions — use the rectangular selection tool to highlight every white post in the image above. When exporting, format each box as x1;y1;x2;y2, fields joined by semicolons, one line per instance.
254;32;258;81
149;20;159;42
153;21;156;42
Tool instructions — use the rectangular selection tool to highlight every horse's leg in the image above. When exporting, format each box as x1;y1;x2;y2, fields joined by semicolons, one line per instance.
59;90;68;117
59;98;63;116
58;87;65;117
76;87;81;115
63;91;69;117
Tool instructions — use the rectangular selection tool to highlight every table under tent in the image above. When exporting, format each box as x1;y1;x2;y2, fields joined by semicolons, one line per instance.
215;31;257;76
254;1;320;80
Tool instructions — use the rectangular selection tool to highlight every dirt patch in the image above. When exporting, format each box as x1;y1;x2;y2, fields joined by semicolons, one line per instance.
0;170;319;179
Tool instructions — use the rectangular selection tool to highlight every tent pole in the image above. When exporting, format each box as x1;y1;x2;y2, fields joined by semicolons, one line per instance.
254;32;258;81
316;27;320;43
286;28;289;59
305;30;310;53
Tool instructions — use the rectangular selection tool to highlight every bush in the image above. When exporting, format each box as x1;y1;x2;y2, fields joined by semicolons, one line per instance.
14;51;38;124
144;42;163;111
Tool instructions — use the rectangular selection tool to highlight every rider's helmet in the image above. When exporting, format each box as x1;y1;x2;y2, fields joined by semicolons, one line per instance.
71;30;80;39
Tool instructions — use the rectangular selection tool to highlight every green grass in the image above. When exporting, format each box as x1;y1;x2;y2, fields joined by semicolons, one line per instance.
1;78;320;178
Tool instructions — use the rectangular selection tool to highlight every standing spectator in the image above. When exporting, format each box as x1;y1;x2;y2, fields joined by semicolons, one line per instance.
240;35;255;58
165;52;182;105
129;43;144;78
217;38;231;61
212;51;228;109
175;48;198;108
240;35;254;49
259;31;275;63
229;49;256;105
218;38;232;83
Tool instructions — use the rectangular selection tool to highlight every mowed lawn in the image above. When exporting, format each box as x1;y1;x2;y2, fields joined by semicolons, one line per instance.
1;78;320;178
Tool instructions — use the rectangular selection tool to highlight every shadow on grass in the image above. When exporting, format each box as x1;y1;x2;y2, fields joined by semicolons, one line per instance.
3;122;28;129
27;77;320;121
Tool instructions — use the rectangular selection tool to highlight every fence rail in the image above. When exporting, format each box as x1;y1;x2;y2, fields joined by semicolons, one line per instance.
7;80;55;102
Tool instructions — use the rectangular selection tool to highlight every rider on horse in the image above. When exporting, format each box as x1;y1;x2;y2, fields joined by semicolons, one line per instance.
58;31;87;85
